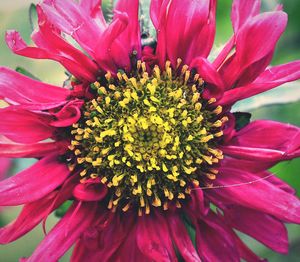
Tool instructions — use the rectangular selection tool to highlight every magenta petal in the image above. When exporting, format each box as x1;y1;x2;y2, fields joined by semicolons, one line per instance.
220;60;300;105
168;213;200;262
232;231;267;262
150;0;164;29
221;145;287;161
196;212;239;262
230;120;300;158
213;167;300;223
0;139;68;158
0;67;69;104
79;0;107;30
231;0;261;34
94;12;129;72
164;0;211;65
0;155;69;206
0;192;58;244
40;0;102;56
115;0;142;59
220;11;287;89
191;57;225;99
73;182;107;201
0;158;11;180
6;30;96;82
0;107;55;144
137;211;177;261
50;100;83;127
224;206;288;253
27;201;98;262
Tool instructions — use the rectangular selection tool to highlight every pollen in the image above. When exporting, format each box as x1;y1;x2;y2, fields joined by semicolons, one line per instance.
68;60;224;215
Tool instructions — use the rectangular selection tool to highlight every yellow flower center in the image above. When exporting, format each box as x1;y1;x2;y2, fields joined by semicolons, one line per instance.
68;61;226;215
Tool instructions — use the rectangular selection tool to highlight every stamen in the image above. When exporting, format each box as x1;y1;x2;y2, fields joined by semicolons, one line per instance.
69;59;224;213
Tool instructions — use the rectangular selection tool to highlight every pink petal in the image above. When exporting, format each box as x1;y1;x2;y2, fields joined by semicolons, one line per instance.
79;0;107;30
185;0;217;64
73;180;107;201
94;12;129;72
0;192;57;244
0;175;76;245
0;67;69;104
6;30;96;82
0;158;11;180
196;212;239;261
40;0;102;56
0;107;55;143
190;57;225;99
86;211;136;261
224;206;288;253
109;225;151;262
219;11;287;89
168;213;200;262
0;154;69;206
231;0;261;34
150;0;164;29
164;0;211;65
212;167;300;223
137;210;177;261
0;139;68;158
27;201;98;262
220;61;300;105
230;120;300;157
50;100;83;127
221;145;287;161
115;0;142;59
232;231;267;262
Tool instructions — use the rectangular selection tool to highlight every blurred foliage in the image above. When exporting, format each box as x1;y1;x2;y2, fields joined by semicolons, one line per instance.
0;0;299;261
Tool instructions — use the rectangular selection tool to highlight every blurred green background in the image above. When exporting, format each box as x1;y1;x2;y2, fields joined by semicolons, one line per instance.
0;0;300;261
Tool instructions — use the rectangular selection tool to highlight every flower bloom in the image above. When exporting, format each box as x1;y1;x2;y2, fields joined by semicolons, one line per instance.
1;0;300;261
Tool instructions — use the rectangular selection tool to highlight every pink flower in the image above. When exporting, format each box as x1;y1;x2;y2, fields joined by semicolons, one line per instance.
0;0;300;261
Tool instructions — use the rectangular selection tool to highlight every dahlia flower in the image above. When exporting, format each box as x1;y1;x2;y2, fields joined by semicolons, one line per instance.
1;0;300;261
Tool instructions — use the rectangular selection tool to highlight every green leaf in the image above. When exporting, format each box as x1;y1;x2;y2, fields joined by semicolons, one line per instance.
29;3;38;32
233;112;251;131
16;67;40;81
54;200;73;218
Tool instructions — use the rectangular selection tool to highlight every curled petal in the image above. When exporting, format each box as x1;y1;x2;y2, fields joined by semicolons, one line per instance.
73;181;107;201
50;100;83;127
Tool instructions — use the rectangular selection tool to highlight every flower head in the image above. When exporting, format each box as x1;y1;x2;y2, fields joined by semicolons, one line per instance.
0;0;300;261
